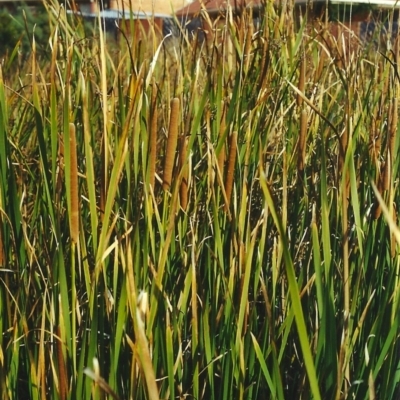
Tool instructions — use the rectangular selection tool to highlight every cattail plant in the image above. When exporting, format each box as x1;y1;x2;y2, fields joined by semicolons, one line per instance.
297;109;308;172
3;4;400;399
163;98;180;191
225;131;238;211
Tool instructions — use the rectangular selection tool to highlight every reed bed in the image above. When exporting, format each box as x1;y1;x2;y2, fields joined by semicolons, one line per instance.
0;1;399;399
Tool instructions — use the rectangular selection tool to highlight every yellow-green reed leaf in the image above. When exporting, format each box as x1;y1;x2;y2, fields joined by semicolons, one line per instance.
189;77;210;149
0;66;7;196
69;123;79;244
22;316;39;400
79;230;93;317
95;81;141;276
202;301;214;387
50;70;58;196
0;222;4;267
98;11;109;200
191;256;199;399
372;181;400;245
149;87;158;189
179;136;189;211
373;315;399;381
166;322;175;400
126;241;160;400
37;299;46;399
31;37;41;117
297;51;306;109
260;172;322;400
227;10;242;60
148;184;180;336
81;73;98;252
217;103;227;177
145;33;172;88
320;130;332;279
349;290;376;352
292;17;307;58
250;333;276;397
235;231;258;389
349;142;364;259
163;98;180;191
113;276;128;374
311;204;324;320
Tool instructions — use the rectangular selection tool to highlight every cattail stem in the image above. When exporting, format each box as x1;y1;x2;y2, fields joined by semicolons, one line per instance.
297;48;305;108
297;109;307;172
69;123;79;243
100;137;106;217
163;98;180;191
338;123;349;176
389;96;398;168
225;131;238;211
369;111;381;165
179;136;189;211
382;155;391;192
373;161;387;219
391;205;397;258
0;218;4;267
149;86;158;189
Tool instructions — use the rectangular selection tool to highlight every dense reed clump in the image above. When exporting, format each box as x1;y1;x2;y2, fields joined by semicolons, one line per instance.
0;1;399;399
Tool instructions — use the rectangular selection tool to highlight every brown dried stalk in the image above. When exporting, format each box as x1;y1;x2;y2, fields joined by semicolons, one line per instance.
163;98;180;191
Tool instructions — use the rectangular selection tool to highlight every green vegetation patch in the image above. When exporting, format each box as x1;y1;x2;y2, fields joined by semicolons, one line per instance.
0;1;399;399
